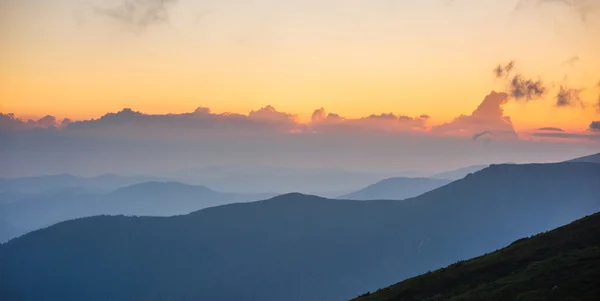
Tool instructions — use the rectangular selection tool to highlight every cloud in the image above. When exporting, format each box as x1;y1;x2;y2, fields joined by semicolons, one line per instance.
537;127;564;132
311;109;428;133
509;74;547;101
493;61;515;78
311;108;327;123
432;91;518;138
192;107;211;115
531;132;600;140
555;86;583;108
529;120;600;140
249;106;297;124
79;0;178;32
472;131;494;141
492;61;547;102
361;113;414;128
0;113;30;131
311;109;344;124
0;113;62;130
66;106;300;134
37;115;58;128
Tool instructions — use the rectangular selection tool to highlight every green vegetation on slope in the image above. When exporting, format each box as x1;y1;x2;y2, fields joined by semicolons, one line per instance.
353;212;600;301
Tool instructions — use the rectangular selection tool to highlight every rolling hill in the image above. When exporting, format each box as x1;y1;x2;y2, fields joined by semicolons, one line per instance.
340;177;452;200
351;211;600;301
1;162;599;301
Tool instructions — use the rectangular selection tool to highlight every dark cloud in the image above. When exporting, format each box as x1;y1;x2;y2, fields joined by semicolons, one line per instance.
536;127;564;132
432;91;518;138
493;61;515;78
590;121;600;132
509;74;547;101
555;86;583;108
81;0;178;32
492;61;546;101
472;131;494;141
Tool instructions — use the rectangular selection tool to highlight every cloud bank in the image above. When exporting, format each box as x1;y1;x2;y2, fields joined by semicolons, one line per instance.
3;88;598;143
432;91;518;139
2;91;599;178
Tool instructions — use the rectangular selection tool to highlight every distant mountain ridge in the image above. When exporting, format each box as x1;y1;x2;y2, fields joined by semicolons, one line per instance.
0;181;275;242
0;173;172;194
1;162;599;301
351;211;600;301
340;177;452;200
428;164;490;180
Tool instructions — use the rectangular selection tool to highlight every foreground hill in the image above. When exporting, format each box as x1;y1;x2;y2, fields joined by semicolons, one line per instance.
340;177;452;200
0;182;274;242
352;211;600;301
1;163;599;301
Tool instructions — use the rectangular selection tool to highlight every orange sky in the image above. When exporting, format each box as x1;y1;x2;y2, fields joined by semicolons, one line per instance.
1;0;600;132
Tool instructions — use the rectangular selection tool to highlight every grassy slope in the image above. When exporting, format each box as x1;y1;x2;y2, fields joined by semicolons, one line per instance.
352;212;600;301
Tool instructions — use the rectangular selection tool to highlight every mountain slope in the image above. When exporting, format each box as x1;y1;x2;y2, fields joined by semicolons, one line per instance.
0;182;274;242
566;152;600;164
1;163;599;301
429;165;489;180
340;177;452;200
352;211;600;301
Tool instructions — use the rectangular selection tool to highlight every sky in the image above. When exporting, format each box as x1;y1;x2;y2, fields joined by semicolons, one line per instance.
1;0;600;177
1;0;600;128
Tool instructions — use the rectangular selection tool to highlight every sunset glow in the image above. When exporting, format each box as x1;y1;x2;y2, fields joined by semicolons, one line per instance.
1;0;599;132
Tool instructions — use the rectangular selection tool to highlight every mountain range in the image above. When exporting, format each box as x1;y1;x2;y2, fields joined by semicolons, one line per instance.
1;161;599;301
0;182;275;242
